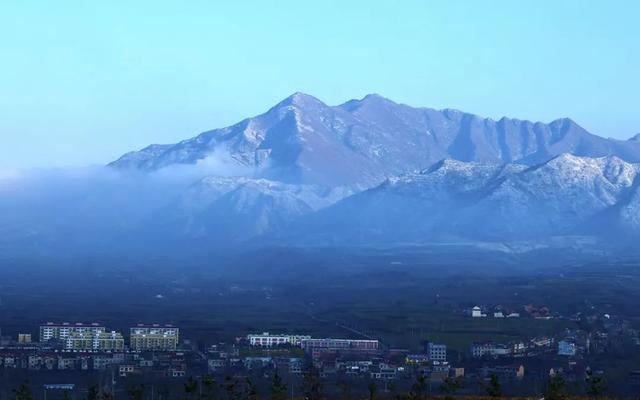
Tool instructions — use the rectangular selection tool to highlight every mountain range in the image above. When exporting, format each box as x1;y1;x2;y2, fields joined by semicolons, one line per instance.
107;93;640;248
111;92;640;187
4;93;640;255
284;154;640;246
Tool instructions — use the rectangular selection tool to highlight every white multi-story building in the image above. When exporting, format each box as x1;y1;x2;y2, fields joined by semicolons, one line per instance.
39;323;106;342
471;306;485;318
247;333;311;347
300;338;379;353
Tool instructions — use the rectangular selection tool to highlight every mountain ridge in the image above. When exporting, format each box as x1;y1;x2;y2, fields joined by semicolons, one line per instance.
4;94;640;255
110;93;640;187
269;153;640;246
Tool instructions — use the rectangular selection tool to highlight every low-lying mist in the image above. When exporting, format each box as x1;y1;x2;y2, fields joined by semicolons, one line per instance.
0;150;255;256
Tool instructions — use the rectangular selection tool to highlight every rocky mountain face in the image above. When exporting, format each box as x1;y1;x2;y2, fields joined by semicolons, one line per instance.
141;176;353;243
105;93;640;248
111;93;640;187
4;93;640;255
282;154;640;245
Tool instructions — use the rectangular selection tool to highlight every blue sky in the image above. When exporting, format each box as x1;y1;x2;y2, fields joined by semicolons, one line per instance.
1;0;638;168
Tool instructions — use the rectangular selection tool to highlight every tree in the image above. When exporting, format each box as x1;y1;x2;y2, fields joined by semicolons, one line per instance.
127;385;144;400
486;373;502;398
13;383;33;400
222;376;240;400
367;381;377;400
270;370;288;400
408;371;427;400
245;378;259;400
386;381;402;400
337;380;352;400
302;364;323;400
440;377;461;400
158;386;171;400
585;370;606;398
183;377;198;400
545;374;568;400
201;375;217;400
87;385;100;400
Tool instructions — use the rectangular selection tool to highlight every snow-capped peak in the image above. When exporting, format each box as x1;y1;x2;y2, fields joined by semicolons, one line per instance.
110;93;640;189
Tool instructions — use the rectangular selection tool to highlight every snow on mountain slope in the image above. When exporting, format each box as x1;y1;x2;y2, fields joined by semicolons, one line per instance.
9;92;640;254
462;154;640;238
140;175;353;242
110;93;640;187
112;93;387;186
618;186;640;232
281;154;640;244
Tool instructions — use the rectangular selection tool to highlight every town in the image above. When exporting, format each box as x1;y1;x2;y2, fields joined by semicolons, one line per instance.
1;305;639;399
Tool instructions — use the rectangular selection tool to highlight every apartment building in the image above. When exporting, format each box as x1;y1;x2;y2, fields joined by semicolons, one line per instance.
18;334;32;344
39;323;105;342
246;332;311;347
300;338;379;357
96;331;125;351
425;342;447;361
130;325;179;351
471;342;512;358
65;331;124;351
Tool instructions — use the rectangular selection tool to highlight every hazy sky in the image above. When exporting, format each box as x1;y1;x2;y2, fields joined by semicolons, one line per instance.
1;0;638;168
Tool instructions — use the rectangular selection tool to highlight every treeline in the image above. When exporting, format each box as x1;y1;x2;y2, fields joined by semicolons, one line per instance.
5;369;609;400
